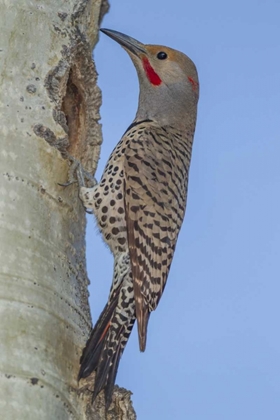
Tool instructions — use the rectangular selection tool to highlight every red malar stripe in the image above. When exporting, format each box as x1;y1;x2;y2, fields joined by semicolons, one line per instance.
188;76;199;91
142;57;162;86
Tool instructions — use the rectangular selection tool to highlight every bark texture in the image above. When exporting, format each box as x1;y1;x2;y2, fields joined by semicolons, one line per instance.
0;0;135;418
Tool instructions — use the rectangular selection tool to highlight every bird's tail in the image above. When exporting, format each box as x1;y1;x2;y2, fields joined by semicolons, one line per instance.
78;285;135;408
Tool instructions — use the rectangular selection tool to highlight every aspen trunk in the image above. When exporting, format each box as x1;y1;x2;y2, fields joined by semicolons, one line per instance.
0;1;135;418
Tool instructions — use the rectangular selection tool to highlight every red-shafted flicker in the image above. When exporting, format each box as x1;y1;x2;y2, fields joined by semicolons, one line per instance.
77;28;199;406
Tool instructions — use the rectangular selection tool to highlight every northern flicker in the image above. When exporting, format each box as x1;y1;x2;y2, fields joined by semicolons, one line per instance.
77;28;199;407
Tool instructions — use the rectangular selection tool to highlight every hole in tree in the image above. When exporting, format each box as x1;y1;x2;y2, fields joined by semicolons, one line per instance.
62;69;86;158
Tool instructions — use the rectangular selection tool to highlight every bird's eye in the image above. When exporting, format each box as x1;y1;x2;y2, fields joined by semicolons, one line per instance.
157;51;167;60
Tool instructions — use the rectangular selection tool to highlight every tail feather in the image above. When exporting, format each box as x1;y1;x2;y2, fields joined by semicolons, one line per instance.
103;340;123;409
92;348;112;399
92;335;122;407
78;287;135;407
78;287;120;380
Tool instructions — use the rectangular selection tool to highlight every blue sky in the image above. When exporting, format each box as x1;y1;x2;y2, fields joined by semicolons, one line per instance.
86;1;280;418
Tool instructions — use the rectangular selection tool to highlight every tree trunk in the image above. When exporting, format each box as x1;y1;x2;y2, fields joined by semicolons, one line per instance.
0;1;135;419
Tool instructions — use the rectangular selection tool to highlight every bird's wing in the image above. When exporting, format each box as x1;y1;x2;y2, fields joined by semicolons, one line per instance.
123;127;186;350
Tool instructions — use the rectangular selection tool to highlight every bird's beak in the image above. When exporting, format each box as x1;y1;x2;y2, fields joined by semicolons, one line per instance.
100;28;146;56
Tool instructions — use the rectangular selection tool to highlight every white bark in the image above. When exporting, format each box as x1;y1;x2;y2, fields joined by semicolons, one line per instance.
0;1;135;418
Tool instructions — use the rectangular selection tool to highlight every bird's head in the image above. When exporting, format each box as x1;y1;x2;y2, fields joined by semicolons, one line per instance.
100;28;199;127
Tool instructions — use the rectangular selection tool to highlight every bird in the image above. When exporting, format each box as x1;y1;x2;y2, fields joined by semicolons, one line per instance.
77;28;199;408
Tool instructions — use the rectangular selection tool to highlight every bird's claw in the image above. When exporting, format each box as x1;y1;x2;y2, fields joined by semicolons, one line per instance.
57;180;77;187
58;154;97;189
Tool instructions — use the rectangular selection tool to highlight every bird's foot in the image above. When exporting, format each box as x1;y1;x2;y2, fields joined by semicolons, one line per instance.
58;154;97;189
